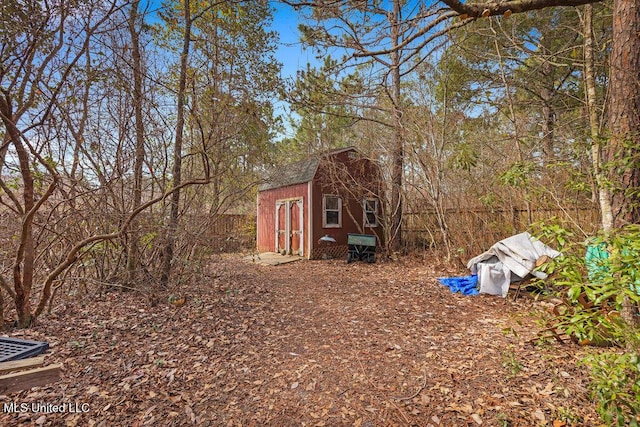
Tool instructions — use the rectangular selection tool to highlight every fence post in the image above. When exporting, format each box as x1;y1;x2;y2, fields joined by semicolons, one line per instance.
511;206;518;234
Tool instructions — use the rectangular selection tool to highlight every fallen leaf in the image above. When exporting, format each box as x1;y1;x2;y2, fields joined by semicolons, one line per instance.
533;409;546;422
185;406;196;423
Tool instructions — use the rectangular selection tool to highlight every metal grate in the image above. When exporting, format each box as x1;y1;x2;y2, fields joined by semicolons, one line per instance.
0;337;49;362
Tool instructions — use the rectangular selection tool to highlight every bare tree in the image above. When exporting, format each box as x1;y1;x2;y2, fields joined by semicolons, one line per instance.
0;1;126;327
126;0;148;285
441;0;638;229
582;3;613;231
160;0;192;289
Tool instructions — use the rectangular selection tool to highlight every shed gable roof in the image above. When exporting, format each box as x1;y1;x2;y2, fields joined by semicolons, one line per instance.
258;157;320;192
258;146;356;192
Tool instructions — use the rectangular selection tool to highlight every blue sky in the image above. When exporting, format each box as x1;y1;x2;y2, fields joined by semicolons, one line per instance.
269;2;321;138
270;2;315;81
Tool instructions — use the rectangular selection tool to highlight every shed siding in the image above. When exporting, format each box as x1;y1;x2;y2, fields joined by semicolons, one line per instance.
310;151;383;259
311;180;379;258
256;183;309;254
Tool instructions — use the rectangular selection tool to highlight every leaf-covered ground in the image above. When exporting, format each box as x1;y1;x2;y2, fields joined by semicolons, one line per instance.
1;255;601;426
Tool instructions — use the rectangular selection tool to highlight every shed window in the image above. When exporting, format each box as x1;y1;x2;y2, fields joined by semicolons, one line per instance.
363;198;378;227
323;195;342;228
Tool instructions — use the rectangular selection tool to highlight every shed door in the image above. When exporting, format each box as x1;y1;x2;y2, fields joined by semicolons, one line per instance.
276;201;286;253
290;200;302;255
275;199;304;256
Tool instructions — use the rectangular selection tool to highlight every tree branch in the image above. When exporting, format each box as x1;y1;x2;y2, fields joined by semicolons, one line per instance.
353;10;460;58
0;273;16;300
439;0;602;18
34;175;211;318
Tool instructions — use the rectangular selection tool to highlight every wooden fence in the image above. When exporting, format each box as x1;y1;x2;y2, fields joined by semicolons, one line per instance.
205;214;254;236
402;206;600;258
195;207;600;256
188;213;256;252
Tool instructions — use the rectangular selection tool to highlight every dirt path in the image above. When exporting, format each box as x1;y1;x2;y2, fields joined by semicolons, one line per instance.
1;255;599;426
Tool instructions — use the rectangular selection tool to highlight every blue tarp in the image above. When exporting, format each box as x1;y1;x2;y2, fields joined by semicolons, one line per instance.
438;275;479;296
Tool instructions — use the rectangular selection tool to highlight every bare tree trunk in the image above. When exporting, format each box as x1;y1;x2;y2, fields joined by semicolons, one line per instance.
389;0;404;252
0;105;36;329
0;287;3;329
606;0;640;228
540;60;555;159
1;118;36;327
160;0;191;289
436;82;452;259
606;0;640;326
127;0;146;285
583;4;613;231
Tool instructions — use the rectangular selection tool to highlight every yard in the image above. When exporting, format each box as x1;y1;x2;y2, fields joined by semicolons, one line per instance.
0;254;600;426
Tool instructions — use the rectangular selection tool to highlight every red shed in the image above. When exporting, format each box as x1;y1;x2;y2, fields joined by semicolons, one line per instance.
257;147;382;259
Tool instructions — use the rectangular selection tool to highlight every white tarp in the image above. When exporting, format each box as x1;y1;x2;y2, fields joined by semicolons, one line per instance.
466;232;561;297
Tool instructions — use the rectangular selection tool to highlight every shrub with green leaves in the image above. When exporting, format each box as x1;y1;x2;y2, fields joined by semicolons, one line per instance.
532;222;640;426
583;351;640;427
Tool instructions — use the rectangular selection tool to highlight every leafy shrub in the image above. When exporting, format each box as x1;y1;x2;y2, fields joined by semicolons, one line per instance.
532;223;640;426
583;351;640;426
